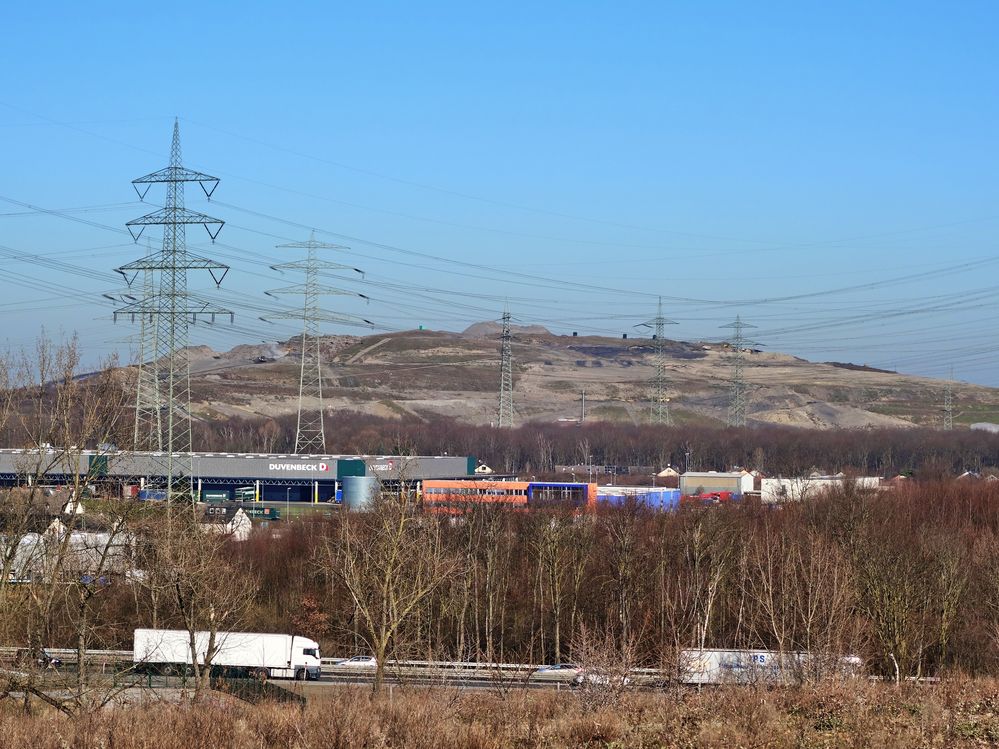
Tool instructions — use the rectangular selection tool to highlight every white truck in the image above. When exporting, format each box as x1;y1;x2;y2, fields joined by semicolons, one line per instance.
133;628;322;681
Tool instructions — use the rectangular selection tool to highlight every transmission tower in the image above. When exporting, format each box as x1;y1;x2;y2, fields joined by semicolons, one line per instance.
943;367;954;430
133;240;162;451
720;315;758;427
266;232;369;454
497;308;514;428
637;297;678;425
114;119;232;502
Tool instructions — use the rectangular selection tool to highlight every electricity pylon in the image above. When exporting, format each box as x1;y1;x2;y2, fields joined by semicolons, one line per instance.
944;367;954;430
114;119;232;502
637;297;677;425
133;240;162;451
266;232;369;454
497;308;514;428
720;315;757;427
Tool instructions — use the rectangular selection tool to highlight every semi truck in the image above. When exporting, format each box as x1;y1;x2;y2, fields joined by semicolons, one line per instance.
133;628;322;680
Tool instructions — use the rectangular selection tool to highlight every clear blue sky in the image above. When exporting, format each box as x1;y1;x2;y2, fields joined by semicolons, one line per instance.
2;1;998;383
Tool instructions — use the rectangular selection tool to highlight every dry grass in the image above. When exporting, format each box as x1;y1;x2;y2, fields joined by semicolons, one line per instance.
4;679;999;748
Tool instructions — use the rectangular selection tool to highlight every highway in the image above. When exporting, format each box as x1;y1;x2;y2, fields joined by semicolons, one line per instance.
6;648;839;692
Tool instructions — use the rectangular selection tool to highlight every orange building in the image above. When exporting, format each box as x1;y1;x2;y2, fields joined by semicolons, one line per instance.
421;480;597;514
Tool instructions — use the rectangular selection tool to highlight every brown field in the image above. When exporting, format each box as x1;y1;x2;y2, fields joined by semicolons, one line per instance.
4;681;999;748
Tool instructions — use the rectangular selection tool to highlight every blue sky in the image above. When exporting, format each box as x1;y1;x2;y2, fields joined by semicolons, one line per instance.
1;2;998;383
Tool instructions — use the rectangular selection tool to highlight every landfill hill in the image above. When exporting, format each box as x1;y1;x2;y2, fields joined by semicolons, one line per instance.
184;326;999;429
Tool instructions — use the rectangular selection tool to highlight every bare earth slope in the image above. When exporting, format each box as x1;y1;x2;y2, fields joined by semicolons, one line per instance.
186;326;999;429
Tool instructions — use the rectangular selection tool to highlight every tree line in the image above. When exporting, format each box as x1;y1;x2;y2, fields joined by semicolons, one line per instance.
195;410;999;477
15;478;996;693
228;480;999;685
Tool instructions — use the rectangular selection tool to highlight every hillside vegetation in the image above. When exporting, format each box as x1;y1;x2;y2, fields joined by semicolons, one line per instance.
185;326;999;429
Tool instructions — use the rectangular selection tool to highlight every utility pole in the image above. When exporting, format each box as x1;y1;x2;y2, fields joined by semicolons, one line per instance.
115;119;232;503
497;307;514;428
266;232;370;454
637;297;677;425
580;388;586;423
720;315;757;428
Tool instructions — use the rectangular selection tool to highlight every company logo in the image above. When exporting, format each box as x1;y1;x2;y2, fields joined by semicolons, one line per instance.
370;460;396;472
269;462;329;472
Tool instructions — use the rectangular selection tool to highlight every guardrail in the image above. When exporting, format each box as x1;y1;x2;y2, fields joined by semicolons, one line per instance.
320;657;666;686
321;657;539;672
0;647;132;663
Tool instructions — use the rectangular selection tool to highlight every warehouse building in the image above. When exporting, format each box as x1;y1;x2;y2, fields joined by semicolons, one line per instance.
0;449;476;504
760;474;881;504
679;471;754;498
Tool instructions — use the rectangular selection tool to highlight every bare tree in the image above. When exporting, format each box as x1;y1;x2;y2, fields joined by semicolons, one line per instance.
321;491;460;691
744;517;860;682
142;513;258;700
0;335;137;716
569;623;638;709
655;508;736;679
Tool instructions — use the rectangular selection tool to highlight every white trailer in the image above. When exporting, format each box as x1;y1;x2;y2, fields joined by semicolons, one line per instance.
679;648;862;685
133;628;322;680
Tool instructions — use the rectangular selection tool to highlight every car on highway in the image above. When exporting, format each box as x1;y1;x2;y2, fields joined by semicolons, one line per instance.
532;663;579;682
328;655;377;669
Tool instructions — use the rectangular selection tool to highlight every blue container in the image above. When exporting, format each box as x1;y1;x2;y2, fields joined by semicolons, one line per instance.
661;489;681;510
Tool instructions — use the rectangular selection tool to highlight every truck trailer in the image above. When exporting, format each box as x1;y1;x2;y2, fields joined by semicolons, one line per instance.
678;648;863;685
133;628;322;680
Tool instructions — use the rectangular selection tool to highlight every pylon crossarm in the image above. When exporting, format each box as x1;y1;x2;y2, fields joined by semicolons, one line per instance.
265;310;374;327
126;208;225;241
117;250;229;273
133;165;219;188
267;284;361;297
271;260;359;272
275;240;348;251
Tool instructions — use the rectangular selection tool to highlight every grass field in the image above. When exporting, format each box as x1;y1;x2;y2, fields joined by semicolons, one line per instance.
5;680;999;747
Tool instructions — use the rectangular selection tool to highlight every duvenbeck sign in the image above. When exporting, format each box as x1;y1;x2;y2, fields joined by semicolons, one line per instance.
268;462;330;472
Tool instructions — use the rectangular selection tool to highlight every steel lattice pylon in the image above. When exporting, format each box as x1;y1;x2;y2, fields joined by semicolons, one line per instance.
720;315;758;427
114;120;232;501
943;367;954;430
497;308;514;428
133;241;162;452
267;232;369;454
638;297;677;425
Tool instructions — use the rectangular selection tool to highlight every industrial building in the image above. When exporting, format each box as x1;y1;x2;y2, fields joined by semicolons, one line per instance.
760;474;881;504
421;480;598;513
596;486;681;511
679;471;754;498
0;449;476;504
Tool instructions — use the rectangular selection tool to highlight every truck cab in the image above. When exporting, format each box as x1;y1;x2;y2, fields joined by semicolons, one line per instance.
293;636;322;680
